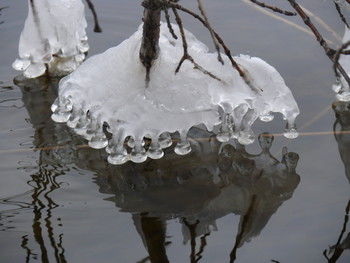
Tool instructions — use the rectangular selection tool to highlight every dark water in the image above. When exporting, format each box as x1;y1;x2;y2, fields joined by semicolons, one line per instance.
0;1;350;262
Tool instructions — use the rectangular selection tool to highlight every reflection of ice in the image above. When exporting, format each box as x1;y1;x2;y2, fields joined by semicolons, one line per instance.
52;22;299;164
12;0;88;78
333;101;350;183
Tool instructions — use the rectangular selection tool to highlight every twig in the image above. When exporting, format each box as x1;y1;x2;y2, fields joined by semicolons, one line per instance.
164;0;261;92
85;0;102;33
288;0;350;87
333;40;350;79
249;0;296;16
197;0;224;64
334;1;350;28
163;8;178;39
172;7;222;81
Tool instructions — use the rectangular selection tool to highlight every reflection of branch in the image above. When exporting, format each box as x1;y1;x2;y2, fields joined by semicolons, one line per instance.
229;195;257;263
249;0;296;16
323;200;350;263
183;218;200;263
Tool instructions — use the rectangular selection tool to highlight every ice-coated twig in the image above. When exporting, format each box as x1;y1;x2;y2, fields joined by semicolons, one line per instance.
85;0;102;33
197;0;224;64
249;0;296;16
288;0;350;87
335;1;350;28
172;7;222;82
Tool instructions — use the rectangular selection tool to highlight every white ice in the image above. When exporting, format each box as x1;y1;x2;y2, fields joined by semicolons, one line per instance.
335;25;350;101
12;0;88;78
52;22;300;164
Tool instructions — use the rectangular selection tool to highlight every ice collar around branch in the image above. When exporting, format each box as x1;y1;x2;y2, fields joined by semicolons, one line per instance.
51;22;300;165
12;0;88;78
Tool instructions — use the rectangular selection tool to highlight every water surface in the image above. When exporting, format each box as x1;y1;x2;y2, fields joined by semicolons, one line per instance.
0;1;350;263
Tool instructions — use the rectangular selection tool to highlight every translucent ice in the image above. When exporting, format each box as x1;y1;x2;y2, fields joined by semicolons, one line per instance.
52;22;300;164
13;0;88;78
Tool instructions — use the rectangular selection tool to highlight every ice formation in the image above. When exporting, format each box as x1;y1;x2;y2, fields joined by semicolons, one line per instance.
334;25;350;101
52;22;300;165
12;0;88;78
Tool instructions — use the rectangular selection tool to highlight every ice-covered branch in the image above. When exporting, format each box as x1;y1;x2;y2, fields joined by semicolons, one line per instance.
13;0;89;78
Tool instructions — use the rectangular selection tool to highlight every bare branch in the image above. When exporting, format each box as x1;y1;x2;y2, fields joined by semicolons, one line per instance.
334;1;350;28
163;8;178;39
197;0;224;64
85;0;102;32
172;7;222;81
249;0;296;16
334;40;350;79
288;0;350;87
164;0;261;92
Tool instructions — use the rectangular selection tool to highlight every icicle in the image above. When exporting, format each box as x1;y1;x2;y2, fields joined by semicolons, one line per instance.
216;113;234;142
130;136;148;163
174;131;191;155
107;130;129;165
51;97;72;123
283;121;299;139
158;132;172;148
147;136;164;159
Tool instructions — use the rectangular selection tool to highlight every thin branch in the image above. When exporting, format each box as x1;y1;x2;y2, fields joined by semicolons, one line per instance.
288;0;350;87
197;0;224;64
249;0;296;16
85;0;102;32
163;8;178;39
334;1;350;28
172;6;222;82
333;40;350;79
164;0;261;92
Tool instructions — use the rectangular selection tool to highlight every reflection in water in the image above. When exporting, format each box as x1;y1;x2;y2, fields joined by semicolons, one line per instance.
4;75;75;263
333;101;350;184
5;75;301;262
323;101;350;262
95;131;300;262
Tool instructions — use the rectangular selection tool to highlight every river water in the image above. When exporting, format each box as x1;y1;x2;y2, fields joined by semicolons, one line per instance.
0;0;349;262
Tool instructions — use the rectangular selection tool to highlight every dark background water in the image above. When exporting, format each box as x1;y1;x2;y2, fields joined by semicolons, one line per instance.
0;0;350;262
